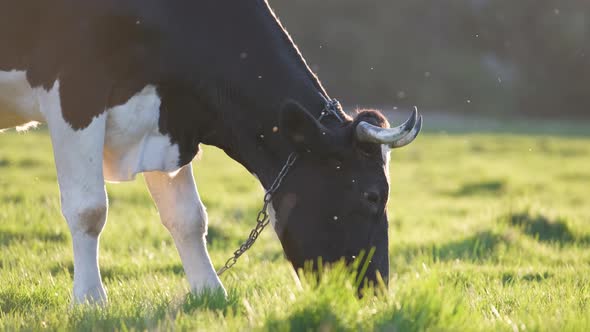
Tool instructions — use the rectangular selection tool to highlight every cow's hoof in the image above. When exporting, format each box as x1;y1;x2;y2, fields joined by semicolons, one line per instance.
192;278;227;299
195;285;227;298
190;287;228;304
189;271;226;296
73;285;108;306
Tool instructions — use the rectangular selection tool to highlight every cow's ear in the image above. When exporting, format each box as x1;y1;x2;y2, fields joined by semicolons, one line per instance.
280;101;327;153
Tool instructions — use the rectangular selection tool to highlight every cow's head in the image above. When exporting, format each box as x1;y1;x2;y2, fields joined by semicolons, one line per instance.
272;101;422;289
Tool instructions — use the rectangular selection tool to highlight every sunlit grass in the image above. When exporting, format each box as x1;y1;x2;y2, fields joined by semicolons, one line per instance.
1;126;589;331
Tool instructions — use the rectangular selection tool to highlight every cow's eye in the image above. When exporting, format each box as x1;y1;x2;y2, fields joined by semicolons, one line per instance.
356;142;380;157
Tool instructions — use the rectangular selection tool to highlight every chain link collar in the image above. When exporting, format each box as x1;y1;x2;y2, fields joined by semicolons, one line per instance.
217;99;343;275
318;99;344;122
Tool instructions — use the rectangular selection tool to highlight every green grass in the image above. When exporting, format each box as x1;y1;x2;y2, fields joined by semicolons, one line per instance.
1;125;590;331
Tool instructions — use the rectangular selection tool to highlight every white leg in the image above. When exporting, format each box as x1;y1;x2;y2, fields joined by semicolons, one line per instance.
42;83;108;304
144;164;225;294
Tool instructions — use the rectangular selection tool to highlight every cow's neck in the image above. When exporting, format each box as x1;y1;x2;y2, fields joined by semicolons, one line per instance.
193;2;339;189
201;81;331;191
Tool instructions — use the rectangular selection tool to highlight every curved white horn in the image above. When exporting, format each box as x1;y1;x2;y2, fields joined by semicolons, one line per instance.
355;107;422;148
390;115;422;148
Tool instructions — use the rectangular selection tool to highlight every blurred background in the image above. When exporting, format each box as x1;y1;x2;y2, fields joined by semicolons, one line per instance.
272;0;589;121
1;3;589;329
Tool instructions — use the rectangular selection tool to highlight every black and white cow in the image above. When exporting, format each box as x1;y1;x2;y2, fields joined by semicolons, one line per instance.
0;0;421;303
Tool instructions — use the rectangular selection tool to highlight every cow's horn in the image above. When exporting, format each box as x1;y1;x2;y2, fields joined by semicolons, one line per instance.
355;107;422;148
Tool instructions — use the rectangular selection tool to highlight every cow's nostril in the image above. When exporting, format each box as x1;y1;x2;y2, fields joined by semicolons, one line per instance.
363;191;380;204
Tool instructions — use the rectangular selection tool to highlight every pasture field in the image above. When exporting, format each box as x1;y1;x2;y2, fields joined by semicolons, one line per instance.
1;121;589;331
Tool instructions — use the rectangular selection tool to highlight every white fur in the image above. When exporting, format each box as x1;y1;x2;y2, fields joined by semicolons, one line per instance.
144;165;225;294
0;70;44;129
104;85;180;182
268;203;278;231
1;70;222;303
40;80;109;304
382;145;391;171
0;71;182;181
382;145;392;198
103;85;180;182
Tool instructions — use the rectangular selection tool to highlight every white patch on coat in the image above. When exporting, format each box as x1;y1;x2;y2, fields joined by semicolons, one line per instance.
0;70;44;130
103;85;181;182
252;172;281;236
0;71;182;182
382;145;391;179
382;145;392;201
268;203;278;230
382;145;391;168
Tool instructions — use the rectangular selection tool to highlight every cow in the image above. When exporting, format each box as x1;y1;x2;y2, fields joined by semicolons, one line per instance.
0;0;421;304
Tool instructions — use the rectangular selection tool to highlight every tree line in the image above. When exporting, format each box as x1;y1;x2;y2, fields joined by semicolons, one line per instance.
272;0;589;118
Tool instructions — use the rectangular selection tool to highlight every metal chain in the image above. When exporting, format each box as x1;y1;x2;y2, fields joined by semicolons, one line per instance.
216;98;342;276
217;152;298;275
318;99;343;122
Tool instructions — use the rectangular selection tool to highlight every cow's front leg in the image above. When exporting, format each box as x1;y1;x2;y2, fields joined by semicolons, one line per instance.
144;165;225;295
44;97;108;304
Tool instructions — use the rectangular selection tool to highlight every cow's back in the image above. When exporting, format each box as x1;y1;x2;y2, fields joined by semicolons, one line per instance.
1;0;162;128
